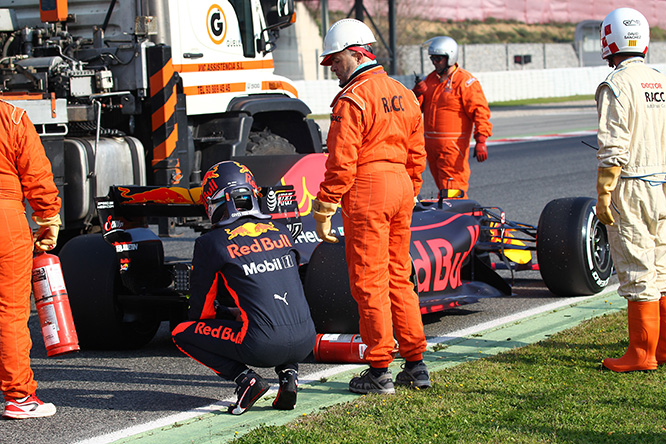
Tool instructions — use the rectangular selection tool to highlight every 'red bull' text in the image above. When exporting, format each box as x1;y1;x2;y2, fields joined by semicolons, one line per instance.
194;322;240;342
227;234;293;259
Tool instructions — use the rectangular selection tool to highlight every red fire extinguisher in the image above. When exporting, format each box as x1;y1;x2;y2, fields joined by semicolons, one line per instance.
313;334;398;364
31;252;80;357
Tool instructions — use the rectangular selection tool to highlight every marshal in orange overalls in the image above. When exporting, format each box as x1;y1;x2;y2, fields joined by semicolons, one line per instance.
317;65;428;368
418;65;492;194
0;100;61;399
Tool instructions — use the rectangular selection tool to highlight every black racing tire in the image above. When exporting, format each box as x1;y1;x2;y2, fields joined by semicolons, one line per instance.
245;129;296;156
303;240;360;333
536;197;613;296
52;225;101;254
59;234;160;349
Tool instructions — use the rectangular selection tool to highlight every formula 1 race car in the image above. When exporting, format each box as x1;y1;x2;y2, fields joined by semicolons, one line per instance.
58;154;613;349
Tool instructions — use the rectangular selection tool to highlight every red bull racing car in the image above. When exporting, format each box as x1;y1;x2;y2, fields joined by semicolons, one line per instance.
58;154;613;349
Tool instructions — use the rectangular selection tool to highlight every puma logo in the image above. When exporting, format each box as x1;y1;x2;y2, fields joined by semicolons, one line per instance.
274;292;288;305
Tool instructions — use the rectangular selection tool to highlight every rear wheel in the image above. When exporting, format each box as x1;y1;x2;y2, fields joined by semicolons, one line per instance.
537;197;613;296
59;234;160;349
246;129;296;156
303;240;360;333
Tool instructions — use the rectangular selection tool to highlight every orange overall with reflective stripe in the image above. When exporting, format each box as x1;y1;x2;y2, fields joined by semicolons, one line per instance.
419;66;492;193
0;100;60;399
318;66;428;367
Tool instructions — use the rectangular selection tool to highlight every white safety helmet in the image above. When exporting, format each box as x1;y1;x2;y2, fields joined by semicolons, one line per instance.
320;18;376;66
600;8;649;60
426;36;459;66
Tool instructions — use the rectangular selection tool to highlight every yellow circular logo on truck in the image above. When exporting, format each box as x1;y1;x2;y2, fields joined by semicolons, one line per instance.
207;4;227;45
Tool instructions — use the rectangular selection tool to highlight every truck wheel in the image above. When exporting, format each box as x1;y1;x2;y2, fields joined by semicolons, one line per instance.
303;240;360;333
59;234;160;349
246;130;296;156
537;197;613;296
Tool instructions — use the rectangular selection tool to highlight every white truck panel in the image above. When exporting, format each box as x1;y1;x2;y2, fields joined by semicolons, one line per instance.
170;0;287;115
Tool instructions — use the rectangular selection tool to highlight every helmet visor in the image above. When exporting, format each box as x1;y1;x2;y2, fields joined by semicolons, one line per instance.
229;187;254;211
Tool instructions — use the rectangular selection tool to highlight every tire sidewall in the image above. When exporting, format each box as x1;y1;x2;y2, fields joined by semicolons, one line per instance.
577;199;613;293
537;197;612;296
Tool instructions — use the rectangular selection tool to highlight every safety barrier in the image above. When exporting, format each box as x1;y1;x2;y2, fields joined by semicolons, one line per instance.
294;63;666;115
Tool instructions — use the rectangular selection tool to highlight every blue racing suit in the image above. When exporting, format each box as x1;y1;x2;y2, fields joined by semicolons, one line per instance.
172;217;316;380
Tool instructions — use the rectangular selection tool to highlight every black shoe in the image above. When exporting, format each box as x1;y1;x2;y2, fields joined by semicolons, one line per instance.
395;361;431;389
349;368;395;394
228;370;269;415
272;369;298;410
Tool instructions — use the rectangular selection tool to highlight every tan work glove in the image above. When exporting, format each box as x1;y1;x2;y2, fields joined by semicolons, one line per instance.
596;166;622;226
312;199;339;243
33;214;61;251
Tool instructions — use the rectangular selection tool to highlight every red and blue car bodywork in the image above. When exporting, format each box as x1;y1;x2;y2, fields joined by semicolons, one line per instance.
58;153;612;348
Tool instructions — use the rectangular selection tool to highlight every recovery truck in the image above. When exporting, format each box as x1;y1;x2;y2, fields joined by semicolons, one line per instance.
0;0;325;349
0;0;322;240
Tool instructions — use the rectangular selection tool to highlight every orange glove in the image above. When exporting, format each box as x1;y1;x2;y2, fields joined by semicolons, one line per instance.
312;199;338;243
596;166;622;226
32;214;61;251
412;80;427;97
474;135;488;162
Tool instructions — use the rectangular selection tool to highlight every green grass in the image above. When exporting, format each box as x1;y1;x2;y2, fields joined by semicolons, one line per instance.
233;310;666;444
489;94;594;108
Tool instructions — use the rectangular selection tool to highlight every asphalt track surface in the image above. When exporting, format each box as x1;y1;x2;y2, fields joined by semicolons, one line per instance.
2;100;619;444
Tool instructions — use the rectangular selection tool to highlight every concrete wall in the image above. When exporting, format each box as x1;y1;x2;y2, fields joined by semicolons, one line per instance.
278;39;666;81
386;42;666;75
293;63;666;115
